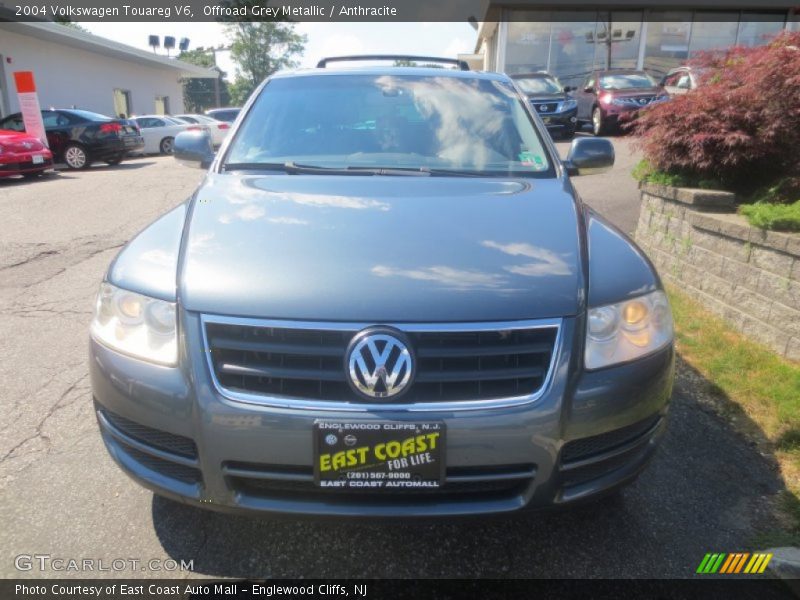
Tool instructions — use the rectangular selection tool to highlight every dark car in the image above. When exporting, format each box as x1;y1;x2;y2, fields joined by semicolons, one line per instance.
0;109;144;169
90;56;674;518
511;72;578;139
0;129;54;178
574;70;669;136
204;107;241;123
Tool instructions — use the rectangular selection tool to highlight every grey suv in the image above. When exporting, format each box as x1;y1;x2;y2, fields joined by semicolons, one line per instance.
90;56;674;517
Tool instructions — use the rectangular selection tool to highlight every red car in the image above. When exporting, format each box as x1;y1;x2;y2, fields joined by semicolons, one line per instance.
0;129;53;178
574;70;670;136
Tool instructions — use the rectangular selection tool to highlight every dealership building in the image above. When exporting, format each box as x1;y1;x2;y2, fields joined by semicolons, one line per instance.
0;21;216;118
475;5;800;87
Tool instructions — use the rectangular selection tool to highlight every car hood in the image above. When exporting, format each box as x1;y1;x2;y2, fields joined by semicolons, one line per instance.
525;92;566;102
179;173;584;322
604;87;661;98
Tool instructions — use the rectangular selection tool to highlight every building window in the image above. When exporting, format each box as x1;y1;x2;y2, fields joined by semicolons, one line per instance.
643;12;692;78
505;13;552;75
689;12;740;56
737;13;786;46
113;89;132;119
548;14;601;88
155;95;170;115
594;11;644;71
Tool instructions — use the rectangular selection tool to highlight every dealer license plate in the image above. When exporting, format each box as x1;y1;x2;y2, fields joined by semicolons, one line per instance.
32;155;44;164
314;420;445;490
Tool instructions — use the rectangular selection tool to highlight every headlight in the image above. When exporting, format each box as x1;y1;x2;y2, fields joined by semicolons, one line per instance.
585;290;673;370
90;282;177;365
558;99;577;112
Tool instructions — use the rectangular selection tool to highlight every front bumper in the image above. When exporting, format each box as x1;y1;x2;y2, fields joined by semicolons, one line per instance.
0;152;54;176
90;314;674;517
538;109;578;136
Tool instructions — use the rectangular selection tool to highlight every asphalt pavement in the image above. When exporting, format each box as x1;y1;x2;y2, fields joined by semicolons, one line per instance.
0;143;788;579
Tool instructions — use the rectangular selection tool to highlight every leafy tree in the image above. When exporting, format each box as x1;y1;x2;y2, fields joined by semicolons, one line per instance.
226;22;306;105
631;31;800;201
178;48;231;112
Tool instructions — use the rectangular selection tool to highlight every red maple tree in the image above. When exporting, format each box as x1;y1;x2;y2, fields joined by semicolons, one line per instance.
631;31;800;201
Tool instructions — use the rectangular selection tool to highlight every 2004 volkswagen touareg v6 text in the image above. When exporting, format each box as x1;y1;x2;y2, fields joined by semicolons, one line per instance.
90;55;675;517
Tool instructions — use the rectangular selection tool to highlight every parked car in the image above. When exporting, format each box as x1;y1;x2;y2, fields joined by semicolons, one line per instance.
204;107;241;123
90;56;675;518
0;109;144;169
660;66;707;96
510;72;578;139
132;115;197;155
574;70;669;136
0;129;54;178
173;114;230;147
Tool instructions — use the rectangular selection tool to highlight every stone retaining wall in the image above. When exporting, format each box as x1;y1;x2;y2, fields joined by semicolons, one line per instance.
634;182;800;360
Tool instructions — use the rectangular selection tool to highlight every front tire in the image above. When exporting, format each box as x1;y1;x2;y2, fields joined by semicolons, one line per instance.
63;144;89;169
592;107;608;137
159;137;174;155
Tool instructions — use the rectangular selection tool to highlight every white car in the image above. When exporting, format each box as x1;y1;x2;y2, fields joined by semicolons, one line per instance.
173;114;231;147
132;115;197;155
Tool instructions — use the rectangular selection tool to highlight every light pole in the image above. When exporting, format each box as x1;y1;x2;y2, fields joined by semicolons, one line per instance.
586;20;637;69
209;45;232;108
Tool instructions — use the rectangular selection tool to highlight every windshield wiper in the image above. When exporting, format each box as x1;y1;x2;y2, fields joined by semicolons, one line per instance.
222;162;487;177
223;162;427;176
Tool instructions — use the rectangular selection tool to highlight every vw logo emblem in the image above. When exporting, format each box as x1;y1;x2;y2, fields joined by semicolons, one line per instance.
345;327;414;400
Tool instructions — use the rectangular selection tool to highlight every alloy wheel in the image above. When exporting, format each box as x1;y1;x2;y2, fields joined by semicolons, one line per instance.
64;145;87;169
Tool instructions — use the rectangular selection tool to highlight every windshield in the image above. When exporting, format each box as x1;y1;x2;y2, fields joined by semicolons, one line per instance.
514;76;563;95
224;74;553;177
599;73;658;90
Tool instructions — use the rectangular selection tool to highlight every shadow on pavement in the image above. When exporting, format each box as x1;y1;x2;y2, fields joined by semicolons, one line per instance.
151;361;788;578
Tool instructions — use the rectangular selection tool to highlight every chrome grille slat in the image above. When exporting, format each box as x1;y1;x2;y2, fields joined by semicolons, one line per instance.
202;316;562;412
219;361;347;382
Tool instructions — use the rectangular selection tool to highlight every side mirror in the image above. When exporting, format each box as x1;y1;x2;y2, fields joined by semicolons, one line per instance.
564;138;615;176
174;131;214;169
583;86;594;93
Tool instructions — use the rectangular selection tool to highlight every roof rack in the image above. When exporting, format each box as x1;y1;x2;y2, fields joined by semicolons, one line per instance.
316;55;470;71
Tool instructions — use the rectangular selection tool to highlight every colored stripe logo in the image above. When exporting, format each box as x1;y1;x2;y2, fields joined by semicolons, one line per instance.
697;553;773;574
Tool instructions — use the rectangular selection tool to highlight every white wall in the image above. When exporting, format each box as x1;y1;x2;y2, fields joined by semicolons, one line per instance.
0;29;185;118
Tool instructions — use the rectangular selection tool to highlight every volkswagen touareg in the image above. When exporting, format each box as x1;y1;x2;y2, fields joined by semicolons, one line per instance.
90;55;674;517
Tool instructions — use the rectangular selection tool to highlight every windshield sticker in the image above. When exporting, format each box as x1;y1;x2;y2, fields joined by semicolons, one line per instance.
518;151;547;170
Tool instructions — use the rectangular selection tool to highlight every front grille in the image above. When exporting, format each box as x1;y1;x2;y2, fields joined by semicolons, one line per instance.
225;462;535;503
618;96;655;107
204;318;559;405
99;406;198;459
534;103;557;113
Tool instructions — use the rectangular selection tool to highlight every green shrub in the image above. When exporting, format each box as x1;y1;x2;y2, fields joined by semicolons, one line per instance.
739;201;800;231
632;159;718;189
